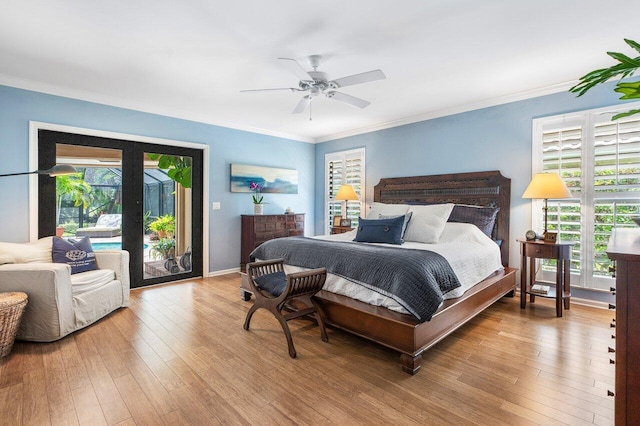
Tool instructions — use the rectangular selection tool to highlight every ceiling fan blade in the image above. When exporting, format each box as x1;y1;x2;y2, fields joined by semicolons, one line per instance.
329;69;386;88
240;88;299;93
292;95;311;114
278;58;313;81
325;91;371;109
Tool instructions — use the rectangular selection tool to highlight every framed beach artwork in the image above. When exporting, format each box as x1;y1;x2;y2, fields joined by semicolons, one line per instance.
230;164;298;194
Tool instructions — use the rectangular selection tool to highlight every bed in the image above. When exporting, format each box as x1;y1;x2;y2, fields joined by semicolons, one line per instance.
240;170;516;374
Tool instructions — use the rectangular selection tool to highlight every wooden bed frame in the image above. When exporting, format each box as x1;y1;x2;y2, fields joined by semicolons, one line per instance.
241;170;517;374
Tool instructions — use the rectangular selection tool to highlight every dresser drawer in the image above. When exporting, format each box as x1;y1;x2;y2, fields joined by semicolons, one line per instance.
241;214;305;270
522;243;556;259
255;231;274;243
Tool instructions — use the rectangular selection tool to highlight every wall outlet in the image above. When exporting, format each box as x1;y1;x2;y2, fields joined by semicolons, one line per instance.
212;202;221;210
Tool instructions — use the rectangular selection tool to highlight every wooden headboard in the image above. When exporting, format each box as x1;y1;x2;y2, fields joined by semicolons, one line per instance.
373;170;511;267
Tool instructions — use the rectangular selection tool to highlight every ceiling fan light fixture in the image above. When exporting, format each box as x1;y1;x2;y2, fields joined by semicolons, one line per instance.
241;55;385;116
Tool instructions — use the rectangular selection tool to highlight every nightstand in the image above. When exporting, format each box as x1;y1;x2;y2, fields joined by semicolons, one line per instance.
331;226;353;234
518;238;575;317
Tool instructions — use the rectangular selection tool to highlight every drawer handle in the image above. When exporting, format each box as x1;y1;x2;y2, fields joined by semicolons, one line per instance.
608;390;615;397
535;249;541;254
612;334;615;339
610;323;616;328
608;347;615;353
608;304;616;310
610;359;615;364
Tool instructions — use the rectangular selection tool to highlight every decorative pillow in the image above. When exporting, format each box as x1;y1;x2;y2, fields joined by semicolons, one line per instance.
52;236;98;274
448;204;500;238
366;202;410;220
353;215;405;245
404;203;455;244
254;271;287;297
0;236;53;264
379;212;413;239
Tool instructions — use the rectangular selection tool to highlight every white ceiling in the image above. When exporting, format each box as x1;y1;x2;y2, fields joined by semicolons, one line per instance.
1;0;638;143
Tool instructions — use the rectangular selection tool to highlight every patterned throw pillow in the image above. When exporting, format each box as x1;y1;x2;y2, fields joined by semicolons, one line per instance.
52;236;98;274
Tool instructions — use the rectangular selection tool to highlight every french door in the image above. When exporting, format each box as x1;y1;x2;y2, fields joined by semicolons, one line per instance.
37;130;203;288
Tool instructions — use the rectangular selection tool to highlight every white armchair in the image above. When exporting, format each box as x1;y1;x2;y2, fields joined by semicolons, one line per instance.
0;243;130;342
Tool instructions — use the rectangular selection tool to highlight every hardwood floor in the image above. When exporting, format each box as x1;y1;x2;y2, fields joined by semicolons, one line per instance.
1;274;614;425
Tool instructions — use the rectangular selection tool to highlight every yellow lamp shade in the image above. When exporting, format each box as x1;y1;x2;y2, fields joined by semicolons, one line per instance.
522;173;572;199
335;184;359;201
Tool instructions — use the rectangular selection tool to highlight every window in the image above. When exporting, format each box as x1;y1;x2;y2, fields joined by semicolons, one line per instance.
325;148;365;234
533;103;640;291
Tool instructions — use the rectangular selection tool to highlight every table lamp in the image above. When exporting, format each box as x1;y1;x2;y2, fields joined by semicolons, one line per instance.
522;172;572;237
335;184;359;221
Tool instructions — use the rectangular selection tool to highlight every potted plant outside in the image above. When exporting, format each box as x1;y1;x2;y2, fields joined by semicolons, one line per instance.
148;215;175;239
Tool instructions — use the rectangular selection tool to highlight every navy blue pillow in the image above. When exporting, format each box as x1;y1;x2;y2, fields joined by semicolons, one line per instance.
254;271;287;297
52;236;98;274
448;205;500;238
353;215;405;245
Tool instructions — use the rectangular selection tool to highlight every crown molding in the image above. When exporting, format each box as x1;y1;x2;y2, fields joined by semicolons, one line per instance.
2;73;577;145
315;81;578;143
0;74;315;144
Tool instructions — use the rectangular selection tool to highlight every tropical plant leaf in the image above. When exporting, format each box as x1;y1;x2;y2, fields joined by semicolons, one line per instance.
614;81;640;99
625;38;640;54
570;40;640;97
612;109;640;120
607;51;640;67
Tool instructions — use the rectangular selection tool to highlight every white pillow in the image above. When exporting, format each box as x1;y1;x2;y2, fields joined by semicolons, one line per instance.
366;202;410;219
404;203;455;244
0;236;53;264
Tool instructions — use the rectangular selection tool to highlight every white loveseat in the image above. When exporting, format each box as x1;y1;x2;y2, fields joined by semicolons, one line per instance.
0;237;130;342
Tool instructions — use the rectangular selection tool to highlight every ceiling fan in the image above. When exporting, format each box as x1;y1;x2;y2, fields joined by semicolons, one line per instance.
241;55;386;118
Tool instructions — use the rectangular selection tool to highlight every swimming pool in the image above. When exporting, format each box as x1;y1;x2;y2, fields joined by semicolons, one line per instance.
92;242;149;251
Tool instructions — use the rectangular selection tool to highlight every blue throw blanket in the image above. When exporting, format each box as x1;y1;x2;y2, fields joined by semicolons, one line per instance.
250;237;462;322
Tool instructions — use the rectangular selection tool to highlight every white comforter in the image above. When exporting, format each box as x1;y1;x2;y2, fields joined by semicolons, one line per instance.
282;222;503;315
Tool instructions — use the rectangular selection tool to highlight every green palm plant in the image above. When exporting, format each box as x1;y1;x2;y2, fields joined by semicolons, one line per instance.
56;174;92;224
570;39;640;120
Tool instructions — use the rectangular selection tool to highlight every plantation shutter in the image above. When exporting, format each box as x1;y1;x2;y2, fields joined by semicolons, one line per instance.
540;125;583;279
592;117;640;282
325;148;365;233
534;103;640;291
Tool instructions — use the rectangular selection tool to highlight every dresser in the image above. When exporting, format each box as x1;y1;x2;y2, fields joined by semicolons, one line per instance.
240;214;305;271
606;228;640;426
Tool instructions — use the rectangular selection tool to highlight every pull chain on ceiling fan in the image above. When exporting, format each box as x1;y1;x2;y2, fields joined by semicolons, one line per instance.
241;55;386;119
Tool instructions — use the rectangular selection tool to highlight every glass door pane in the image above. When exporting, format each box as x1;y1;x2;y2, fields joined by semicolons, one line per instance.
55;144;123;244
143;152;193;280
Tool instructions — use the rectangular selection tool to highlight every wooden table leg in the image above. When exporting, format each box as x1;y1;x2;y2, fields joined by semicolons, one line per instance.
563;259;571;310
520;255;526;308
529;257;536;303
556;261;563;317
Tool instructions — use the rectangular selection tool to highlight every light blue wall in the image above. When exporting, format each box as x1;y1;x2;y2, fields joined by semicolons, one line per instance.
315;81;630;303
0;85;315;273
